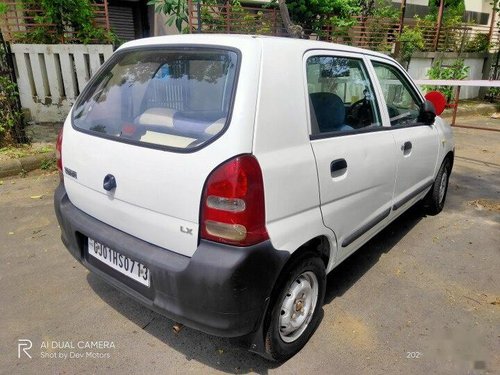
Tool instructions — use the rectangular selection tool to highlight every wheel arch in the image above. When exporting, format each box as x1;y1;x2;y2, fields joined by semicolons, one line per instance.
257;236;329;360
266;235;331;318
445;150;454;171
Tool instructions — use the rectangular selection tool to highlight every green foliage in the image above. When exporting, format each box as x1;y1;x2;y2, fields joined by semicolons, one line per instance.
0;76;25;145
149;0;189;33
16;0;116;44
464;33;490;53
425;59;470;102
286;0;360;36
198;0;276;35
374;1;398;18
327;16;357;44
230;2;274;35
427;0;465;24
40;158;56;170
485;87;500;107
398;25;425;64
0;2;8;15
363;0;399;51
423;0;464;52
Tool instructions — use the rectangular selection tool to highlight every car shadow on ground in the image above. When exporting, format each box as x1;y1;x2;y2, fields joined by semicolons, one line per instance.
87;204;429;373
87;272;280;374
323;204;424;304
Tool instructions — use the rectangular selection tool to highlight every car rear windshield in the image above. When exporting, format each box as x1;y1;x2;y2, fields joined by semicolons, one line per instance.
72;48;238;150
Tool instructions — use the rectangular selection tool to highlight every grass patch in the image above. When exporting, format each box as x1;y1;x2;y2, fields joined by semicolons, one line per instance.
0;144;54;159
40;158;56;171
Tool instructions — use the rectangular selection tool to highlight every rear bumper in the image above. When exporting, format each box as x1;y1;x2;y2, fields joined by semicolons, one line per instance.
54;183;289;338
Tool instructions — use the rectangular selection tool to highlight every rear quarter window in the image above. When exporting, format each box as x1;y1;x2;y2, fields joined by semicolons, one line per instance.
72;47;239;151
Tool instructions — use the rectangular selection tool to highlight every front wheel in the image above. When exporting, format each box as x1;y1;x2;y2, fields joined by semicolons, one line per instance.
424;158;451;215
264;255;326;362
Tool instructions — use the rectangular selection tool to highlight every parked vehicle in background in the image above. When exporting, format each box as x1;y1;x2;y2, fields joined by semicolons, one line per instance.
54;34;454;361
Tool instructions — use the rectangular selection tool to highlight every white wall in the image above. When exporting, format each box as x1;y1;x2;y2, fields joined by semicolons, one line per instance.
392;0;492;13
464;0;492;13
407;54;487;99
153;12;182;36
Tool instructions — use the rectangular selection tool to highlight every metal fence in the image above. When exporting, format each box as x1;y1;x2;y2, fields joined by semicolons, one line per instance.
187;1;500;54
188;1;285;36
0;1;110;43
321;15;400;52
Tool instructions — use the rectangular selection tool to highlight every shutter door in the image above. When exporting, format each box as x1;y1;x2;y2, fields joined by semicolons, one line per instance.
108;5;136;41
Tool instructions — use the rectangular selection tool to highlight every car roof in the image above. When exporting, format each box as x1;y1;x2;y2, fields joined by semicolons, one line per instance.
118;34;394;62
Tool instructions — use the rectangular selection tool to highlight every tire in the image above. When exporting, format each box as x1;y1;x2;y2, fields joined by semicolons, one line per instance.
424;158;451;215
264;255;326;362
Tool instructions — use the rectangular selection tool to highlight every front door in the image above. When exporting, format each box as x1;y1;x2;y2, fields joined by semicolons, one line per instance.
370;59;440;213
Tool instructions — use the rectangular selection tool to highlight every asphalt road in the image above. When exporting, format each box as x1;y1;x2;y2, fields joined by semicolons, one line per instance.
1;122;499;375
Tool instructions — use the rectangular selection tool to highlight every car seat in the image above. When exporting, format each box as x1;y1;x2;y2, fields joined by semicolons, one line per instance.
309;92;353;133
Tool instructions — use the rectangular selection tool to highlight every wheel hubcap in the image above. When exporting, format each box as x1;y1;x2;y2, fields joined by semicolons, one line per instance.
278;271;319;343
438;170;448;204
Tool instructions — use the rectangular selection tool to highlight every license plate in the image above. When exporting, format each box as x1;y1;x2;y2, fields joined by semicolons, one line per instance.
87;238;150;287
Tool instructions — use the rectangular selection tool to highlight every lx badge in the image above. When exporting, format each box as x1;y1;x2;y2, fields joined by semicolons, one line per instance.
180;226;193;235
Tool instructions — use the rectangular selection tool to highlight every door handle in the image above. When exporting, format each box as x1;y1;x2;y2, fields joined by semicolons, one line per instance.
330;159;347;177
401;141;412;154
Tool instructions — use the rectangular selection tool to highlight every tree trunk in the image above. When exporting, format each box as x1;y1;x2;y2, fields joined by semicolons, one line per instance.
277;0;303;38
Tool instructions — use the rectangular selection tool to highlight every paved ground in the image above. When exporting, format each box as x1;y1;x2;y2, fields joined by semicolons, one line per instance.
0;119;498;375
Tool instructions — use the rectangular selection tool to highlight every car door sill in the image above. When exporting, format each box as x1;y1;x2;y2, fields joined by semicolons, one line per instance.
341;208;391;248
392;180;434;211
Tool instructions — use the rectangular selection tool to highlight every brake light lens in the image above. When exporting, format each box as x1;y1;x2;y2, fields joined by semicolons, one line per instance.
201;155;269;246
56;127;63;178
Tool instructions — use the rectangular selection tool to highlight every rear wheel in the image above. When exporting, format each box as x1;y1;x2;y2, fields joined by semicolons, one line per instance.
264;255;326;362
424;158;451;215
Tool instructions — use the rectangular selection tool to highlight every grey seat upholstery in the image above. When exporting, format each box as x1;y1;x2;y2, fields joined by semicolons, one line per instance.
309;92;353;133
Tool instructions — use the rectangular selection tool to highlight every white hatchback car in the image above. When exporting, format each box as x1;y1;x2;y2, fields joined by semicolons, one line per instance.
54;34;454;361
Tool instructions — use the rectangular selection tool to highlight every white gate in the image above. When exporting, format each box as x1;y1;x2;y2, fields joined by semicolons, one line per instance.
10;44;114;122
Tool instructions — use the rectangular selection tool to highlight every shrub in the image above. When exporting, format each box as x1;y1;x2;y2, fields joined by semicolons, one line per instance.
398;26;425;66
464;33;490;53
14;0;116;44
425;59;470;102
0;76;26;145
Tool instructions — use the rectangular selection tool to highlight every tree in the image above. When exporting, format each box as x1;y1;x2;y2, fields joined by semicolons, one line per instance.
149;0;189;33
427;0;465;24
285;0;360;36
277;0;303;38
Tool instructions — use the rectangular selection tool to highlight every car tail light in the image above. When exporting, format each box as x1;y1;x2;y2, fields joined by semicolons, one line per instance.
56;127;63;178
201;155;269;246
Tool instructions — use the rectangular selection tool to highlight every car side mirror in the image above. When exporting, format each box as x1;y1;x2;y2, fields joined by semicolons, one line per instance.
418;100;436;125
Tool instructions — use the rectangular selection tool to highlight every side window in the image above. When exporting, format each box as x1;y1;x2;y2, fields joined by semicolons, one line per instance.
372;62;423;127
306;56;381;135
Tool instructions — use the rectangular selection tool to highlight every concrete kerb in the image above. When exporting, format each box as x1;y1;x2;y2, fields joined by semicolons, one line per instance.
0;151;56;178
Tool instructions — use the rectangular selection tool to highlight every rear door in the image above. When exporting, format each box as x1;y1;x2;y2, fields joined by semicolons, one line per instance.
369;59;439;213
62;46;252;257
305;51;398;262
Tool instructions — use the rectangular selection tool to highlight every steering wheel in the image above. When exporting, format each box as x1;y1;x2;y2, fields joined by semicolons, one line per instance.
348;98;372;128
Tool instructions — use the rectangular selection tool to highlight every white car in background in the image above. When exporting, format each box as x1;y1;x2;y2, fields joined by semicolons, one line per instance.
54;34;454;361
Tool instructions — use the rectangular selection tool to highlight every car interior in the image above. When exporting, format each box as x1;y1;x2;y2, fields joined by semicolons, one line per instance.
73;51;235;149
307;56;380;136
